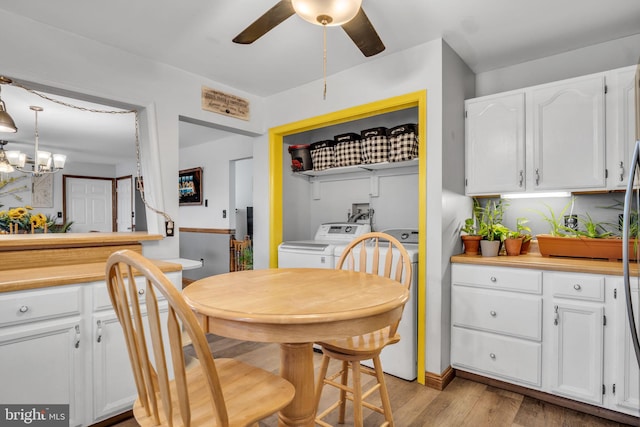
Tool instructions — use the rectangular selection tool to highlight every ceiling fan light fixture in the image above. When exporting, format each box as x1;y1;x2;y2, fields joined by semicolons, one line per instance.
292;0;362;26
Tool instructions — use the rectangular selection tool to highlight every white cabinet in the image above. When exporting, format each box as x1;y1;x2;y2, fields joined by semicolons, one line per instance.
607;276;640;417
531;75;606;191
451;264;543;387
0;271;182;427
0;286;84;427
546;271;606;405
464;92;525;195
466;71;612;195
451;263;640;420
607;65;638;190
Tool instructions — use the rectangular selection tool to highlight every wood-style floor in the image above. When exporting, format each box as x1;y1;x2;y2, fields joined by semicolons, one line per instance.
109;335;635;427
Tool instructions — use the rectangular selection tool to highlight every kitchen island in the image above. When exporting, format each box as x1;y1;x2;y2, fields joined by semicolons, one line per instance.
451;250;639;425
0;232;183;426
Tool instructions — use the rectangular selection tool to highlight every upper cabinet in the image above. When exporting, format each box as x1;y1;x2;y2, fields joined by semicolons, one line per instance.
465;66;637;196
465;92;525;195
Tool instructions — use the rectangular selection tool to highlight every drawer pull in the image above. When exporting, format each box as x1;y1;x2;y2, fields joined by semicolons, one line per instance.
138;289;145;295
573;284;581;291
489;353;496;359
490;310;497;317
490;276;497;283
18;305;29;313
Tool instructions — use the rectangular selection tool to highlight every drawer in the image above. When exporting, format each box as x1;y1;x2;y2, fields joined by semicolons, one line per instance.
546;271;605;302
451;326;542;387
92;272;180;311
452;286;542;341
0;286;82;327
452;264;542;294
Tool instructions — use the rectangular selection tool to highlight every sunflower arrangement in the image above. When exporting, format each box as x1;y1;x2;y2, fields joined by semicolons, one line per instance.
0;205;56;234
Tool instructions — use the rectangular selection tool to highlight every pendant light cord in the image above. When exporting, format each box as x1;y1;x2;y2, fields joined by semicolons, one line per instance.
323;24;327;100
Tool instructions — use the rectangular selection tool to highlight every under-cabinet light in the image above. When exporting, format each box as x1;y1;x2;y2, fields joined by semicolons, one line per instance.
500;191;571;199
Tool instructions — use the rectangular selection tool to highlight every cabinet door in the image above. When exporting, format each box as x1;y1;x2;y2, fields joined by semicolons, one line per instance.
0;318;84;427
615;282;640;414
607;66;638;190
91;303;172;423
465;92;526;195
550;301;604;405
532;75;606;191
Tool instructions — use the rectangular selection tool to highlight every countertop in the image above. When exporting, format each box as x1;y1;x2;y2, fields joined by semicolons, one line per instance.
450;252;638;276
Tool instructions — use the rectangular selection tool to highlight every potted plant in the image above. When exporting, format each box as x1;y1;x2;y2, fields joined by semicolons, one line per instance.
460;217;482;255
516;217;533;254
503;228;523;256
476;199;508;257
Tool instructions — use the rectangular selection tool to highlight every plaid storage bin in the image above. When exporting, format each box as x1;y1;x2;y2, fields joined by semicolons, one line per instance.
360;127;389;164
334;132;362;167
309;140;336;171
388;123;418;162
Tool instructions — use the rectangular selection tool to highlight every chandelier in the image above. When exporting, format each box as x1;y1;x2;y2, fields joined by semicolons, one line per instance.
0;140;15;174
5;106;66;176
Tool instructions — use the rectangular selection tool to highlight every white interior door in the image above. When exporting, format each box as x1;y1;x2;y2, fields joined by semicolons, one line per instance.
116;176;133;232
65;176;113;232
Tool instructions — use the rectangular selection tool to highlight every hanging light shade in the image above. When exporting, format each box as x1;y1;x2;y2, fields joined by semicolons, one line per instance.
0;141;15;173
0;77;18;133
292;0;362;26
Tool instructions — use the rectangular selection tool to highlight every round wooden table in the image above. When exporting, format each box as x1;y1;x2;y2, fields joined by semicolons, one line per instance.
182;268;409;427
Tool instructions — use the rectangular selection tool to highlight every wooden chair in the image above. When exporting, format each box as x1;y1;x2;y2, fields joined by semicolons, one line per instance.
314;232;412;427
229;235;252;272
105;249;295;426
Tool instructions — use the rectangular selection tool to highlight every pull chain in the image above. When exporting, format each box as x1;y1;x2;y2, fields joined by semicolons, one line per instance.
323;23;327;100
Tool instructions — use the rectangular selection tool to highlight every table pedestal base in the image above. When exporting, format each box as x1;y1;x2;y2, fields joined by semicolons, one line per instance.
278;343;316;427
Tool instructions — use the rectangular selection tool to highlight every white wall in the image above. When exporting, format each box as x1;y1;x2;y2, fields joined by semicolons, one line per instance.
0;8;266;258
475;33;640;97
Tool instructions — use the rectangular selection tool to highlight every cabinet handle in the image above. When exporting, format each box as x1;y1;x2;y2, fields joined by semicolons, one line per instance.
519;170;524;187
138;289;145;295
573;284;581;291
490;310;497;317
489;353;496;359
18;305;29;313
74;325;81;349
490;276;497;282
619;161;625;182
535;169;540;185
96;320;103;343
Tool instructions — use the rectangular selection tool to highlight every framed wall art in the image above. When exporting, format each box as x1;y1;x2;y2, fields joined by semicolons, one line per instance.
179;167;203;206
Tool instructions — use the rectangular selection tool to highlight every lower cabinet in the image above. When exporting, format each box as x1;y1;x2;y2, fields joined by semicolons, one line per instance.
0;272;181;427
451;263;640;419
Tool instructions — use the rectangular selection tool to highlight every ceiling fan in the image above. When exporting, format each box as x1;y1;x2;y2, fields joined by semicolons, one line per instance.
232;0;385;57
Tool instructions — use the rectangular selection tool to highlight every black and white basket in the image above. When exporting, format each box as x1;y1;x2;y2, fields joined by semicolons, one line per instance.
388;123;418;162
309;140;336;171
334;132;362;167
360;127;389;164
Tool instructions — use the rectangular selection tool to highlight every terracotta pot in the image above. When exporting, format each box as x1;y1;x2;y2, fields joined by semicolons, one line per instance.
461;235;482;255
520;238;532;254
480;239;500;257
536;234;639;260
504;237;523;256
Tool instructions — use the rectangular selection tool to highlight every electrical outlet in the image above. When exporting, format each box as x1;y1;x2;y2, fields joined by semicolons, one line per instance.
564;214;578;230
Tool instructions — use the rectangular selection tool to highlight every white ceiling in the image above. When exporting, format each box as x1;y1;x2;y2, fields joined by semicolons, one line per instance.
1;0;639;165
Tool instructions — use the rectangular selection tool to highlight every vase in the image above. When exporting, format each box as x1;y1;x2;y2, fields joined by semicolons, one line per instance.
461;235;482;255
480;239;500;257
504;237;523;256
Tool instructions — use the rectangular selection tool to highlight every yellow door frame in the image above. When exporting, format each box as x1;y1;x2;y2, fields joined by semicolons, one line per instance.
268;90;427;384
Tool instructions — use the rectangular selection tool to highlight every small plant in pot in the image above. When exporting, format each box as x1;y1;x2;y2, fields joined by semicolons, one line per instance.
504;228;524;256
460;217;482;255
475;199;508;257
516;217;533;254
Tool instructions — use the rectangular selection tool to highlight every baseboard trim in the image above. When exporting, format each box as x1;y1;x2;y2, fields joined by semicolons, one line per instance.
456;369;640;426
424;365;455;391
89;410;133;426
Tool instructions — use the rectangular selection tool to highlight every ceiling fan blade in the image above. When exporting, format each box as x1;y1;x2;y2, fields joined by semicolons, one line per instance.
232;0;295;44
341;8;385;57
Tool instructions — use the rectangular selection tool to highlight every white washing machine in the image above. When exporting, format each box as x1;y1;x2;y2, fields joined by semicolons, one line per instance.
277;223;371;269
333;228;419;381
